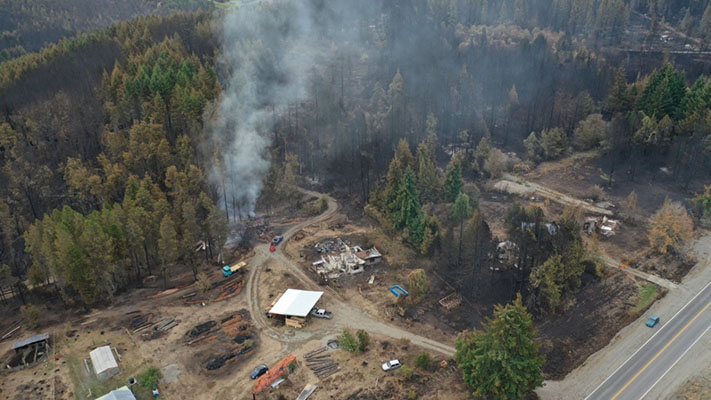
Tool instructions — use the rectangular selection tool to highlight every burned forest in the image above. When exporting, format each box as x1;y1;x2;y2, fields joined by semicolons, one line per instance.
2;1;711;400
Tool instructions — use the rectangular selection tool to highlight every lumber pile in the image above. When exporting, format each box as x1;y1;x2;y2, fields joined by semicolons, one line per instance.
128;313;154;332
138;316;179;341
296;383;318;400
186;310;256;372
304;347;339;380
213;280;244;302
1;322;21;342
286;316;306;328
183;274;244;305
149;288;179;299
219;314;245;337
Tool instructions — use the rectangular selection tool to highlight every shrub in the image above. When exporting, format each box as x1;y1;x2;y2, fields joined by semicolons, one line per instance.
400;365;415;380
196;272;211;293
588;184;605;201
649;198;694;254
573;114;607;150
138;366;161;388
523;132;542;161
691;185;711;217
414;352;431;371
540;127;568;160
313;195;328;214
462;182;480;208
27;264;46;287
483;148;509;179
356;330;370;352
398;338;411;348
288;362;297;373
623;190;638;220
338;329;359;353
407;269;429;303
21;304;41;329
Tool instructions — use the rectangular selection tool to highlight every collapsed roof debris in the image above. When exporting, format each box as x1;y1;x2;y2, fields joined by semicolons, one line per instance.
520;222;558;235
584;216;621;237
310;238;382;279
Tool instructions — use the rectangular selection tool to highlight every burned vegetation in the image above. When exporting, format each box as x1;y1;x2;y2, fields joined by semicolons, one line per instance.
184;309;256;374
3;0;711;399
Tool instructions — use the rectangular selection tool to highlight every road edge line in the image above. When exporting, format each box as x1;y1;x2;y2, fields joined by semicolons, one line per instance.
639;322;711;400
584;279;711;399
610;303;711;400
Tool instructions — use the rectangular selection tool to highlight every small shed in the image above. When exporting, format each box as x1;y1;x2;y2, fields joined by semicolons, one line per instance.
95;386;136;400
6;333;49;370
90;345;119;380
12;333;49;353
355;247;382;265
268;289;324;318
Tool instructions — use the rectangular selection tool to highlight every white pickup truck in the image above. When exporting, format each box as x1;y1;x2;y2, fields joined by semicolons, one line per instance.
310;307;333;319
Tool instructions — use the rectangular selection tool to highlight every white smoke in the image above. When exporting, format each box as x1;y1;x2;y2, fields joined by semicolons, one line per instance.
210;0;331;218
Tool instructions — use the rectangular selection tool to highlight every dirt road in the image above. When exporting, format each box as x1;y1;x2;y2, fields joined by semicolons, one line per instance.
245;188;456;356
496;173;681;289
494;174;614;216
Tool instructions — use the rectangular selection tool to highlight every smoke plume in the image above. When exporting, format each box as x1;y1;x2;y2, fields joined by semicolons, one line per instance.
210;0;344;218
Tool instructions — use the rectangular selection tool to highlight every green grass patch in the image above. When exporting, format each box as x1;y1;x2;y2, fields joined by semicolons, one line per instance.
631;284;658;315
62;341;155;400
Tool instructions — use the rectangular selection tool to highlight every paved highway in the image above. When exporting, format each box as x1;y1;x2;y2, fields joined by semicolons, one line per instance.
586;280;711;400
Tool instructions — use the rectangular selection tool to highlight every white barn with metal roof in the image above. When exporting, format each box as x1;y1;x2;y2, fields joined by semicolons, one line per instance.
268;289;323;318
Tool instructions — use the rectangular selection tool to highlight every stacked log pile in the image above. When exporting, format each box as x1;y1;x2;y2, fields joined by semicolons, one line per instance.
304;347;339;380
183;273;244;305
185;310;255;372
125;311;178;340
1;320;22;342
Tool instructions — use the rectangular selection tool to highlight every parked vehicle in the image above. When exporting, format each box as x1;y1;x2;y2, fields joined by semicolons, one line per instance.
381;359;402;371
646;315;660;327
310;307;333;319
250;364;269;379
269;235;283;252
223;261;247;277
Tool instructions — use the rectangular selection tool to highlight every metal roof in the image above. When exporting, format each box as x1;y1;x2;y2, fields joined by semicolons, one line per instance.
95;386;136;400
268;289;323;317
12;333;49;350
90;345;118;375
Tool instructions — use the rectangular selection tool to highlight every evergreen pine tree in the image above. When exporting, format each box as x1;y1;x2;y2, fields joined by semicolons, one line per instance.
455;294;545;400
416;141;440;203
444;156;463;202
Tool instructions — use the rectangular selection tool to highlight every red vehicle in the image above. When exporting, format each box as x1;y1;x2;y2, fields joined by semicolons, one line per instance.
269;235;283;252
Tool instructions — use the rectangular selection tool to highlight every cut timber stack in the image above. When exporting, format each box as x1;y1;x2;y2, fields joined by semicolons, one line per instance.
153;317;178;332
1;322;22;342
128;313;154;333
286;316;306;328
213;280;243;302
304;347;339;380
